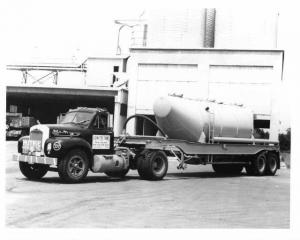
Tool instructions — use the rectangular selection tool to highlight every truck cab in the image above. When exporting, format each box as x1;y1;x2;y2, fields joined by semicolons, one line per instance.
47;107;114;155
14;107;130;183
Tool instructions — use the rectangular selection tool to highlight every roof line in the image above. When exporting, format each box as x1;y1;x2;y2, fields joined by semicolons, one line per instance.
130;47;284;53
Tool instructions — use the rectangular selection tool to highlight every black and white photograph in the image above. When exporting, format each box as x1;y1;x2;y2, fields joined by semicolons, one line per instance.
2;0;299;239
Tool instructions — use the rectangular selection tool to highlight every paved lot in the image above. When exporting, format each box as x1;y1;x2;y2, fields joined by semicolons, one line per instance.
5;141;290;228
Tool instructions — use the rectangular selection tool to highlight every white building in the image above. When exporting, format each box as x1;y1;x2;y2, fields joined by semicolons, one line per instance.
126;48;283;140
6;9;284;140
125;9;283;141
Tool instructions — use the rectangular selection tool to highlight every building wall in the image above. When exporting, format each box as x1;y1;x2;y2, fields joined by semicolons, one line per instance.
84;57;127;87
146;9;206;48
130;9;278;49
131;9;206;48
214;9;278;49
127;48;283;140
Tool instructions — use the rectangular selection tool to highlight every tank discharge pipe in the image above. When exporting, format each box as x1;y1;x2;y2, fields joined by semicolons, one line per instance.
212;137;278;145
122;114;168;137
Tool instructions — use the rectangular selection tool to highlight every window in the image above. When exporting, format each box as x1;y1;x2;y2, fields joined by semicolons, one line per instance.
93;114;107;129
113;66;119;72
112;66;119;85
60;111;93;126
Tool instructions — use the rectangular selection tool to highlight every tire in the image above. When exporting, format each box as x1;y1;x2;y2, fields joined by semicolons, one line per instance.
58;149;89;183
137;150;168;180
265;152;278;176
212;164;243;175
250;152;267;176
19;162;49;180
105;168;130;178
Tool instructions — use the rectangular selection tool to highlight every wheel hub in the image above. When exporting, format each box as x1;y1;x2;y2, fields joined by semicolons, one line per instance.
153;157;165;174
68;157;84;177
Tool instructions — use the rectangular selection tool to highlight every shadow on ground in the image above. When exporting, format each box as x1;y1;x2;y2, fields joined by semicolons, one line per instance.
13;171;264;185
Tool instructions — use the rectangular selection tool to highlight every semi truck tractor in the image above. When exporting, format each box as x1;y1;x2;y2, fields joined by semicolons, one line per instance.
12;96;280;183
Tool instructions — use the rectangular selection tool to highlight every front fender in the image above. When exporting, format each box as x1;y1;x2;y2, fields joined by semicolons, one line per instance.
45;137;92;159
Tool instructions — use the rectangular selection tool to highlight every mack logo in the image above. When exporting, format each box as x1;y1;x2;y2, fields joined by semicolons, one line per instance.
53;141;62;151
52;129;70;136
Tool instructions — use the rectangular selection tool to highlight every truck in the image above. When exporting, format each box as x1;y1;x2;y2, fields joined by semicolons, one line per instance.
12;96;280;183
6;113;37;140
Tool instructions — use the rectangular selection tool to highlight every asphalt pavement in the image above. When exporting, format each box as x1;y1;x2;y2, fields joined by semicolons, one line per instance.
5;141;290;228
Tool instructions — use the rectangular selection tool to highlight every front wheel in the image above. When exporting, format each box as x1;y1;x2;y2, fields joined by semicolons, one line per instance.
19;162;49;180
137;150;168;180
58;149;89;183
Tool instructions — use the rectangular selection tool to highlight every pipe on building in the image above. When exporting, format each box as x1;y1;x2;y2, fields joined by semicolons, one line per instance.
204;8;216;48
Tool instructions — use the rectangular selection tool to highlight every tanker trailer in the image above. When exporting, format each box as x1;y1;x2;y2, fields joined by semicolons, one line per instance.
153;96;254;143
135;95;280;177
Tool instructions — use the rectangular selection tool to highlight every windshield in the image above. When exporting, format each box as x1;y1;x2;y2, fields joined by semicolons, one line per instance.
60;111;94;126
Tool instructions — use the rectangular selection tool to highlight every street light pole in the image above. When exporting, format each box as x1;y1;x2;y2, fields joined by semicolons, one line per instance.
116;24;126;55
115;20;138;55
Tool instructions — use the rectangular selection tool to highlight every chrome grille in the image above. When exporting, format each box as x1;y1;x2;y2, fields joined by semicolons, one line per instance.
23;129;43;154
30;130;43;141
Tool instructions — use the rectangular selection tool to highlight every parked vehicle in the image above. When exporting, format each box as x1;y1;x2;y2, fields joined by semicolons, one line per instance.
13;96;280;183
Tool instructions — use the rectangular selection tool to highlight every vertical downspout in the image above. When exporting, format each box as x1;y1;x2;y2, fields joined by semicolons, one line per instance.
204;8;216;48
275;12;279;49
143;24;148;47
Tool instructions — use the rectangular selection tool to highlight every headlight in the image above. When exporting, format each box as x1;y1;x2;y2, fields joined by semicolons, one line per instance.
47;143;52;152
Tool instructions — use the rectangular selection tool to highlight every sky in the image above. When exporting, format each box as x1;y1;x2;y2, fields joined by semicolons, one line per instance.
2;0;298;131
3;0;142;61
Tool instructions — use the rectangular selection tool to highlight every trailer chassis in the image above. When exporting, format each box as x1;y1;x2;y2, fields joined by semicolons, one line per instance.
118;135;280;172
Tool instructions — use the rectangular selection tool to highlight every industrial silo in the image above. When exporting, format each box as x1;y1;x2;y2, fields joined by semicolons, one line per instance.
214;9;279;49
132;9;207;48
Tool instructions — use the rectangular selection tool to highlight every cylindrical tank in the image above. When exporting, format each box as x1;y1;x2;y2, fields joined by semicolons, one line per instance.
153;96;253;142
91;155;127;173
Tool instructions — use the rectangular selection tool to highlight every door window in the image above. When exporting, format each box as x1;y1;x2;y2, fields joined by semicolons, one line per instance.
93;114;107;129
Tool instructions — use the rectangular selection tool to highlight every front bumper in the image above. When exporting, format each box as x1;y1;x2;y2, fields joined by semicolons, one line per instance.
13;153;57;166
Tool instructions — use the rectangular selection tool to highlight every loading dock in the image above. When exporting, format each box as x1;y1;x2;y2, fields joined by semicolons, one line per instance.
6;85;128;136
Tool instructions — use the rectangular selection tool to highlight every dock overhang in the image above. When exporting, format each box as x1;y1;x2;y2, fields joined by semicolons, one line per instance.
6;85;118;100
6;85;120;124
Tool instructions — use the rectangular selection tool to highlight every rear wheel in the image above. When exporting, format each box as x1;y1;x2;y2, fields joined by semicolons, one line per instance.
137;150;168;180
58;149;89;183
266;152;278;175
212;164;243;175
246;152;267;176
19;162;49;180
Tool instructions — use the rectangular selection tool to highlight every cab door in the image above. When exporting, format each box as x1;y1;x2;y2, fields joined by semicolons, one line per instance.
89;112;114;155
